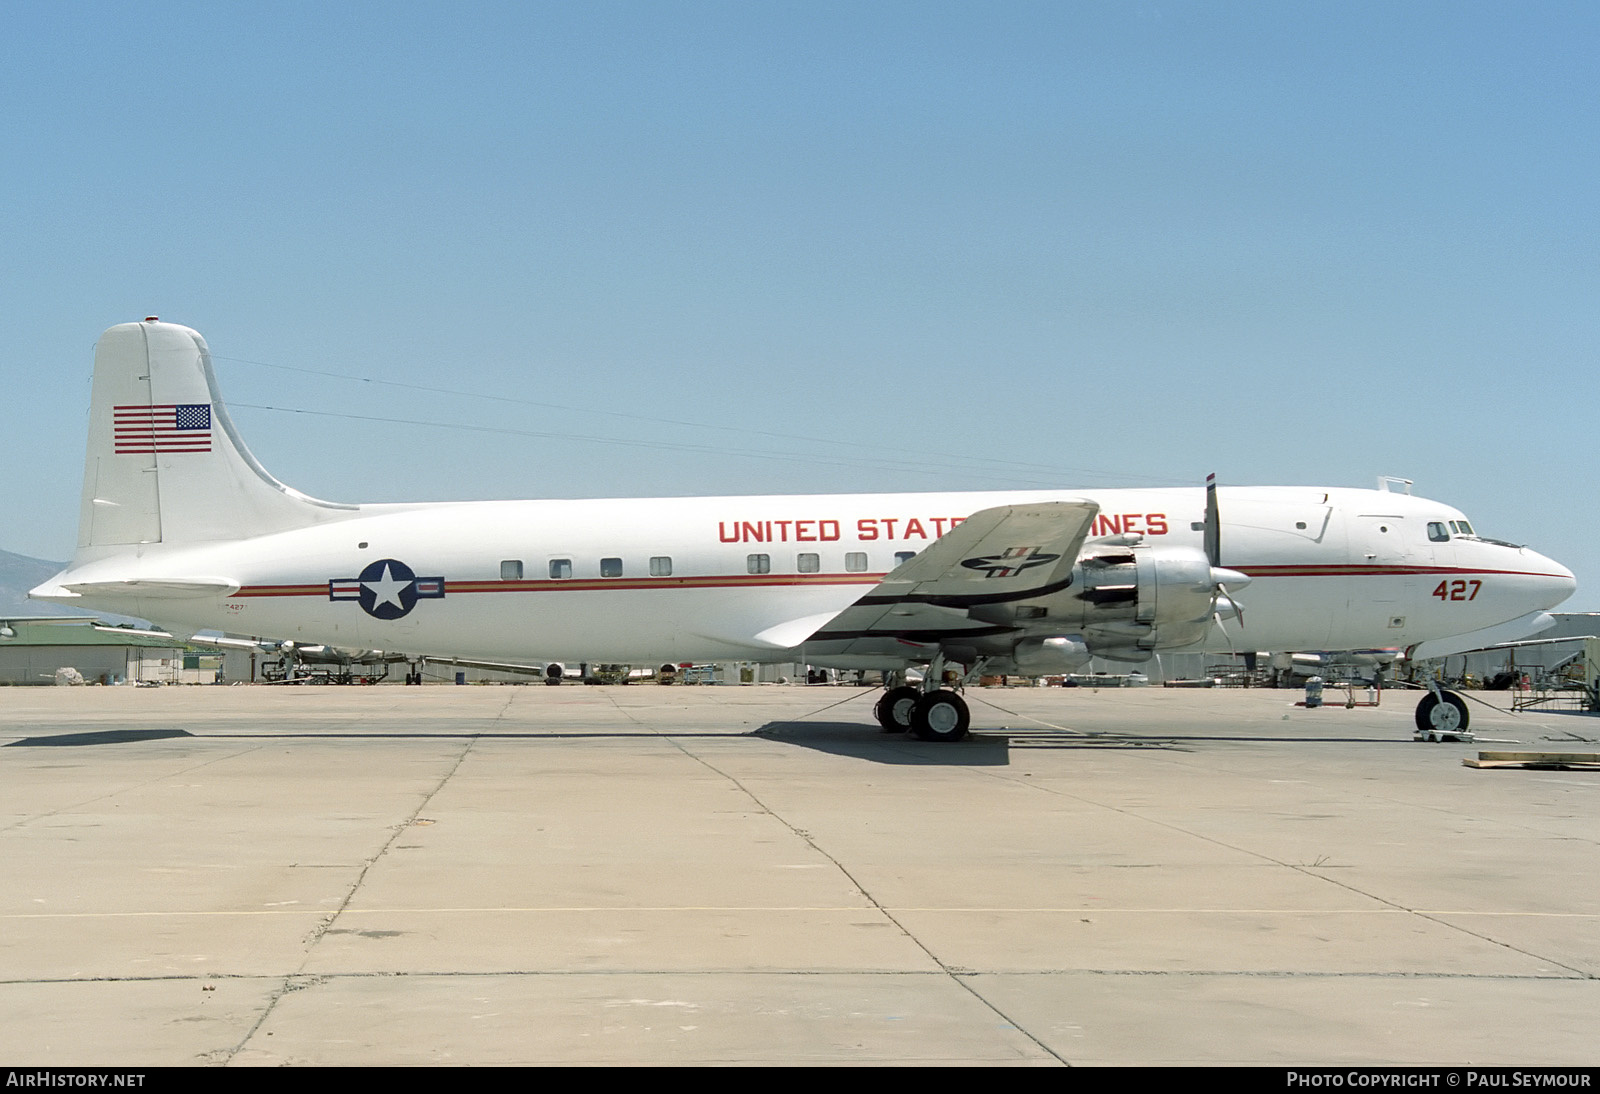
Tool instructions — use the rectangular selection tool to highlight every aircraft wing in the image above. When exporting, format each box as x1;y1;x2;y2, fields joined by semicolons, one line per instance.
1404;609;1560;662
801;501;1099;658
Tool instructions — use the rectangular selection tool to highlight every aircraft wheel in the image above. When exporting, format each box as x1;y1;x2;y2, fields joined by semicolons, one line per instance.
911;690;971;742
874;686;920;733
1415;691;1469;736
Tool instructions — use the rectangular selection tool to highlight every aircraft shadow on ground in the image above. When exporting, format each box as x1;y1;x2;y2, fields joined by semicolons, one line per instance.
752;720;1196;764
758;721;1437;762
5;724;1420;758
6;728;196;747
5;723;1164;762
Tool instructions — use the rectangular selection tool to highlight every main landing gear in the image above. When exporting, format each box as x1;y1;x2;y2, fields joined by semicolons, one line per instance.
910;689;971;742
874;686;920;734
873;664;974;742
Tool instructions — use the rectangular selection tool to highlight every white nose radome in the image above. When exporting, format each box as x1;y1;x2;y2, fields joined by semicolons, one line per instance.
1527;550;1578;610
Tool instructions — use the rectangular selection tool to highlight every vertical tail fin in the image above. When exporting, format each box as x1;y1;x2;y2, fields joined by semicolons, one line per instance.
78;319;354;552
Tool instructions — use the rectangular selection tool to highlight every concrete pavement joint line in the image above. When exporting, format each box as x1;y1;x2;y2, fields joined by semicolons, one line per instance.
970;693;1396;746
968;693;1103;738
7;906;1598;920
1397;907;1597;980
3;967;1593;989
0;743;265;835
220;690;515;1063
604;695;1068;1067
969;750;1599;981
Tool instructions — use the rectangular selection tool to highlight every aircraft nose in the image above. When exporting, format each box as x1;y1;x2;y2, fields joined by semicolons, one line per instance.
1527;550;1577;609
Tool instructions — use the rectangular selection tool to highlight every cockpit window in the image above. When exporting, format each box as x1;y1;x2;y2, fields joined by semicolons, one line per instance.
1427;522;1450;542
1448;520;1476;536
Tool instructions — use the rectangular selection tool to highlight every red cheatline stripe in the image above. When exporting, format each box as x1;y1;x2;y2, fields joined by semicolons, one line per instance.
450;573;885;590
1237;564;1564;579
234;585;329;598
232;574;888;598
228;563;1566;600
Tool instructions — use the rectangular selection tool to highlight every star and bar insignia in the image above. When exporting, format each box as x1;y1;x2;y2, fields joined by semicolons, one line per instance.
329;558;446;620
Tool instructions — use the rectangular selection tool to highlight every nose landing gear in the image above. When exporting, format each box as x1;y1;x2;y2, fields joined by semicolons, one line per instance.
1415;687;1471;742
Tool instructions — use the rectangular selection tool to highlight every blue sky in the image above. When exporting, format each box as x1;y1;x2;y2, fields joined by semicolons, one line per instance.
3;2;1596;608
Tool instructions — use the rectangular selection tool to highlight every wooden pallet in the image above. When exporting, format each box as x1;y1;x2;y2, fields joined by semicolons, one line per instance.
1463;750;1600;770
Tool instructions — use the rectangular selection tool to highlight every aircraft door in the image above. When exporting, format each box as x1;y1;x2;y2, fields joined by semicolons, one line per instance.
1349;514;1429;644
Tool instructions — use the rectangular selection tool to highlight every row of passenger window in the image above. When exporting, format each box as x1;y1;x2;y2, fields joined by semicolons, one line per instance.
746;550;913;574
498;558;657;579
498;551;916;580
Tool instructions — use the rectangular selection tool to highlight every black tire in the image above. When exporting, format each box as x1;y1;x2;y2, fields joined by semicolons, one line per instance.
874;686;920;733
911;690;971;742
1415;691;1469;735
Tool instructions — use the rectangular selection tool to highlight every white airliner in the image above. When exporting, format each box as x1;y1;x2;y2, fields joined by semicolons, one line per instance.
31;319;1577;740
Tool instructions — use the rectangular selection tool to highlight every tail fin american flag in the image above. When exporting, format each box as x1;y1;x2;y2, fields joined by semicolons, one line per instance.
114;404;212;454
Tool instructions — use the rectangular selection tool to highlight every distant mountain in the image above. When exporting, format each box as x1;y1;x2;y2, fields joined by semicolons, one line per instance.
0;548;79;617
0;548;146;626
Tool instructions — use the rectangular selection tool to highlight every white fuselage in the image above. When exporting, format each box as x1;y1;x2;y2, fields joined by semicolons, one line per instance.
50;485;1577;666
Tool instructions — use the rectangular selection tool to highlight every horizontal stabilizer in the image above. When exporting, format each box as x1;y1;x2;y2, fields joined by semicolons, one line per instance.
63;578;241;599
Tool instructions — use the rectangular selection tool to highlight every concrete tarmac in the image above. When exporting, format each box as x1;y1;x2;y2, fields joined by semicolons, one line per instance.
1;682;1597;1066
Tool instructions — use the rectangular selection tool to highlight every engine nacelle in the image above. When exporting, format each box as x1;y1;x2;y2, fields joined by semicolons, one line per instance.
972;545;1249;659
1085;545;1249;652
1133;546;1219;628
1012;635;1092;674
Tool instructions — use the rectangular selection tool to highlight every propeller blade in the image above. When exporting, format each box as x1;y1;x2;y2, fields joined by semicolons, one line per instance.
1204;473;1221;568
1211;604;1237;655
1214;586;1246;627
1203;476;1244;627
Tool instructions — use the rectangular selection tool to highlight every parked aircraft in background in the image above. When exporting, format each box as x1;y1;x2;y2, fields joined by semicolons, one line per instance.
32;320;1576;740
